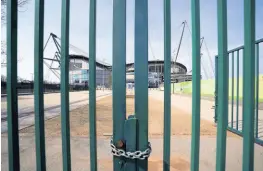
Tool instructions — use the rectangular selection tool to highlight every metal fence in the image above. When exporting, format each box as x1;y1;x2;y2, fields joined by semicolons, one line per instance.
5;0;258;171
215;38;263;146
1;81;61;95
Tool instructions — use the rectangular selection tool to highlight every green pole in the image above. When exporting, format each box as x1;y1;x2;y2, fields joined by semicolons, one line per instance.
242;0;255;170
215;0;228;170
190;0;201;170
231;52;234;128
236;50;239;130
34;0;46;170
124;116;137;170
135;0;149;170
89;0;97;170
255;43;259;138
242;49;245;132
163;0;171;170
7;0;20;170
60;0;71;170
112;0;126;170
215;56;218;123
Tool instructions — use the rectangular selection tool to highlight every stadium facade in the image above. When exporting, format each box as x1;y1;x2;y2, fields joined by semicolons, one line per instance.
69;55;189;88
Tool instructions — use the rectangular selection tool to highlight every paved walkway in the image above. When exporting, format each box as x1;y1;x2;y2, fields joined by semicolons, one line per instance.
2;90;263;170
1;135;263;171
149;91;218;122
1;90;112;132
149;91;263;139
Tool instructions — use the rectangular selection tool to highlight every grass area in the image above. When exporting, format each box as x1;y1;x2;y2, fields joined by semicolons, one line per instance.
170;75;263;102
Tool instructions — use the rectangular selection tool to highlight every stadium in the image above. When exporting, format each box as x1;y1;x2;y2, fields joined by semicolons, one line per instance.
66;54;190;88
43;33;192;88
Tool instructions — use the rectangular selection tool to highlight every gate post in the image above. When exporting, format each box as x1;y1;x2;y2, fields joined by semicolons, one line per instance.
124;115;137;170
7;0;20;170
255;43;259;139
236;51;239;130
215;0;229;170
135;0;149;170
214;56;218;123
60;0;71;170
34;0;46;170
163;0;171;170
89;0;97;170
190;0;201;170
112;0;127;170
242;0;256;170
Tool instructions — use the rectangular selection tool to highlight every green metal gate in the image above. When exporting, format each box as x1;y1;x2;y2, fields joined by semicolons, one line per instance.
214;38;263;146
5;0;258;171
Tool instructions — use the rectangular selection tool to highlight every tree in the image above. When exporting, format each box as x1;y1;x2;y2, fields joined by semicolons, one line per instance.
1;0;30;22
1;0;30;66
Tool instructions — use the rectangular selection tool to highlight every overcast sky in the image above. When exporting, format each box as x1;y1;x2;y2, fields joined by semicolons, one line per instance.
1;0;263;82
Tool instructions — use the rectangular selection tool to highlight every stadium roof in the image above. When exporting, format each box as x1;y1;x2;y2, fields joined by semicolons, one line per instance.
70;54;187;72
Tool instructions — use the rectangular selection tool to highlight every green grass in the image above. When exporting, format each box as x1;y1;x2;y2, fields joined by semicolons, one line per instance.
171;74;263;102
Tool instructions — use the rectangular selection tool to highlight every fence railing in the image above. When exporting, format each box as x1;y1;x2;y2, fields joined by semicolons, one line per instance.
6;0;257;171
215;38;263;146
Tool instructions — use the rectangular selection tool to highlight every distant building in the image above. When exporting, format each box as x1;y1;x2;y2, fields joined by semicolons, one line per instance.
68;55;190;88
126;60;190;83
126;60;187;75
69;55;111;87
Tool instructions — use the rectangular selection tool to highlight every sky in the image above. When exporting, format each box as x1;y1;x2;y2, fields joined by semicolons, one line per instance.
1;0;263;82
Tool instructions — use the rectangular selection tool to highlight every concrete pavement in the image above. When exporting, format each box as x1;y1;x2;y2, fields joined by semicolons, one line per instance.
1;90;112;133
1;135;263;171
149;91;263;139
1;90;263;170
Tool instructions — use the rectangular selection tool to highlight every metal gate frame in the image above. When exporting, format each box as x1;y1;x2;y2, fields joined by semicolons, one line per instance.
6;0;257;171
214;38;263;146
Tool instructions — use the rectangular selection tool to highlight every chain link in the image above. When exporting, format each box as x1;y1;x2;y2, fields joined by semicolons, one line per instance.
110;138;151;160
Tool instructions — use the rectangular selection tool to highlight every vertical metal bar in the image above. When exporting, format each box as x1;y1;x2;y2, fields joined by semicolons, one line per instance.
34;0;46;170
112;0;126;170
135;0;148;170
190;0;201;170
163;0;171;170
88;0;99;169
7;0;20;170
242;49;245;132
89;0;97;170
236;50;240;130
231;52;234;128
124;116;137;170
242;0;255;170
215;56;218;123
60;0;71;170
255;43;259;138
216;0;228;170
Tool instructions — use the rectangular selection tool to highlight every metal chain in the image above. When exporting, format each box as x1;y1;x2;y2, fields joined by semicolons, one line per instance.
110;138;152;160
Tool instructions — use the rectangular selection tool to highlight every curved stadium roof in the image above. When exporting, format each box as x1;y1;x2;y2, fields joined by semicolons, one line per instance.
70;54;187;72
126;60;187;73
